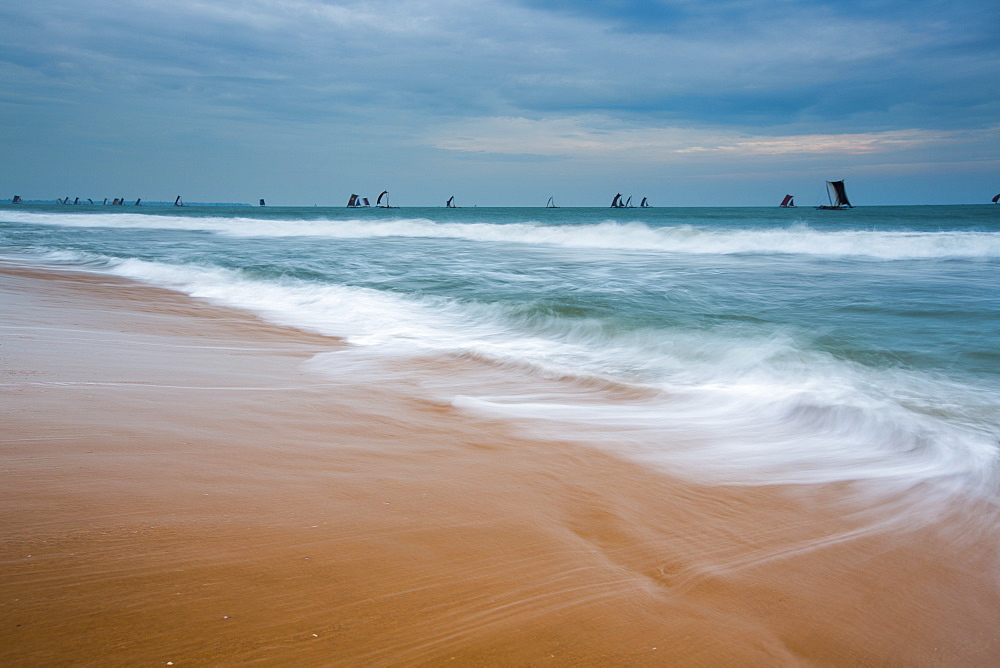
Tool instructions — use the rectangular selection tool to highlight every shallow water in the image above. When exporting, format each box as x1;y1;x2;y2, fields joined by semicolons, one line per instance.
2;203;998;497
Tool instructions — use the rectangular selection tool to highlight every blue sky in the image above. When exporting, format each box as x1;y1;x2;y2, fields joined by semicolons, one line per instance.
1;0;997;206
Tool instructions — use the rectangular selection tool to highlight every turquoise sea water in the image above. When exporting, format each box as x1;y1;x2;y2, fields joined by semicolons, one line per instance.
2;204;998;499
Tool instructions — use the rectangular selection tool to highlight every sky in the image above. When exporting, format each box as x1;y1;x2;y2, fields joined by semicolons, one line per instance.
1;0;998;206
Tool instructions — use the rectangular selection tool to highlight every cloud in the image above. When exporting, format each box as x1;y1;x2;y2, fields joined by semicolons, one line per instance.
425;115;961;161
1;0;998;203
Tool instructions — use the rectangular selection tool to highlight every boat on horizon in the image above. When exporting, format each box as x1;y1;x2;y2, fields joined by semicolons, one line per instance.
174;195;184;207
446;196;458;208
376;190;395;208
816;180;852;210
640;197;651;208
779;194;796;208
546;196;558;208
992;193;999;203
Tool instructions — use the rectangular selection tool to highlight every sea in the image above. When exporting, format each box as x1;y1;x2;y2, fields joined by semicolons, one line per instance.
2;203;999;511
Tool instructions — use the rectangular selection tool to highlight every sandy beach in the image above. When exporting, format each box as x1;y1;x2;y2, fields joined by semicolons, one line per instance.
2;259;998;666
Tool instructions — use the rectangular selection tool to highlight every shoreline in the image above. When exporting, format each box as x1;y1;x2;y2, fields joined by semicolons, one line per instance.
1;258;998;664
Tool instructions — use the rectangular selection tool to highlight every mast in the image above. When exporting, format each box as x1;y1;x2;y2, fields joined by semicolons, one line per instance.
624;196;632;208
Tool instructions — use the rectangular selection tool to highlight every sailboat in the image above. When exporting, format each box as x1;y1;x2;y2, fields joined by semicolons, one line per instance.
546;196;558;208
816;180;852;210
640;197;651;208
446;196;457;208
174;195;184;207
347;194;360;207
376;190;394;208
610;193;623;208
992;194;999;203
779;194;795;208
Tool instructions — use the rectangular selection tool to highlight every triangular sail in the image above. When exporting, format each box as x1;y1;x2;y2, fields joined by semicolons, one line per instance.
446;196;455;208
640;197;649;207
174;196;183;206
376;190;388;207
993;193;1000;203
779;194;794;207
546;196;556;208
347;194;359;207
610;193;622;207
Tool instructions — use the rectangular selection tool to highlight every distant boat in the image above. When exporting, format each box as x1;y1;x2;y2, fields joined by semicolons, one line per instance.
446;195;457;208
640;197;651;208
816;180;852;210
376;190;394;208
174;195;184;207
610;193;623;208
624;196;633;208
779;194;795;208
11;195;21;203
546;196;558;208
259;199;266;206
992;193;999;203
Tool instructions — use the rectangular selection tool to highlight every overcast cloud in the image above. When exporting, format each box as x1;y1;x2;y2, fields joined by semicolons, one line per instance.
2;0;997;205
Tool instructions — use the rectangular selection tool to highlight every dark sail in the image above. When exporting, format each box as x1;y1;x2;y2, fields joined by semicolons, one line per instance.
640;197;649;208
993;193;1000;203
259;199;266;206
610;193;622;207
829;180;851;207
376;190;388;207
347;194;359;207
446;196;455;208
174;195;183;206
779;194;794;207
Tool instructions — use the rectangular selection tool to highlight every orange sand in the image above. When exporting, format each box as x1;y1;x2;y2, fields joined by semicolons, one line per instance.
1;260;998;665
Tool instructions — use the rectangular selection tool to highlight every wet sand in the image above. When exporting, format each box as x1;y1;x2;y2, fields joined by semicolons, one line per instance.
1;259;998;665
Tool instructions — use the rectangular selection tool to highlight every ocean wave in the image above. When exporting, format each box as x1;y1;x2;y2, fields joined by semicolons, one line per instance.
5;210;999;259
13;247;999;493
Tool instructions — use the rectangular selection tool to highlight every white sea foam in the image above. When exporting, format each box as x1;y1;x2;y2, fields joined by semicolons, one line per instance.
15;247;999;495
6;210;1000;259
